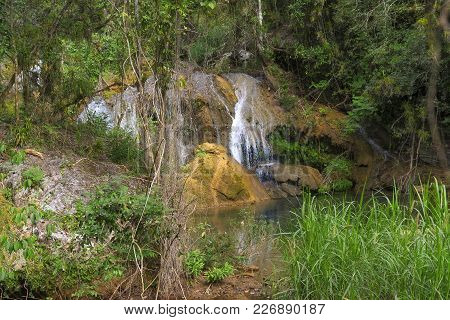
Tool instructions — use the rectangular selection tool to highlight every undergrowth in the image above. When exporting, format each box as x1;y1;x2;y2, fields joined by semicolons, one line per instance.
0;181;164;299
184;211;274;284
2;114;144;173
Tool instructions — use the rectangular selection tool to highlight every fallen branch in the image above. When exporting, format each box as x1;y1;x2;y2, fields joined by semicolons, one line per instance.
24;148;44;159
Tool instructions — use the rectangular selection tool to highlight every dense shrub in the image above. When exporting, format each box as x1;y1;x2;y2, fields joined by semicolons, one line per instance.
10;150;26;165
0;182;164;299
75;181;164;258
205;262;234;283
189;22;234;67
184;250;206;278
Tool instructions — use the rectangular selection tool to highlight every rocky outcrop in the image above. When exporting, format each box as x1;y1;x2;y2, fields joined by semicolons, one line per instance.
0;151;141;214
273;164;324;189
269;164;324;196
184;143;270;207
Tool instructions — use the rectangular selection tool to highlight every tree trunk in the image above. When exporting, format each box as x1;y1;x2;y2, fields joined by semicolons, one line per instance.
440;0;449;41
0;74;15;106
14;58;20;123
425;4;448;170
157;1;187;300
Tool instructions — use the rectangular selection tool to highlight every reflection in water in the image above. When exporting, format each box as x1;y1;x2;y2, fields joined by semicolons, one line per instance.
194;197;301;233
191;197;302;279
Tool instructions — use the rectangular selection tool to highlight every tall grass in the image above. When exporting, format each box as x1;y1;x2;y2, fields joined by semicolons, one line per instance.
278;180;449;299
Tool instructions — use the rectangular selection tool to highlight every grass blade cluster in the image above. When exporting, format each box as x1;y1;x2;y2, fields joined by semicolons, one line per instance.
278;180;449;299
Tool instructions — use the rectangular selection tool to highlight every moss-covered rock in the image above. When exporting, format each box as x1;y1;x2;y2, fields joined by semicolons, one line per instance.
184;143;270;208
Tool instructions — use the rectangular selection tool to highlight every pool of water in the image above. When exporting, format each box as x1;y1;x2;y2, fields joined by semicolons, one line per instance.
191;193;366;275
194;197;302;232
191;197;304;278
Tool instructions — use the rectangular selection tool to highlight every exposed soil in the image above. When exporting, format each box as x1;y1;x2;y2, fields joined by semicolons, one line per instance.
187;266;267;300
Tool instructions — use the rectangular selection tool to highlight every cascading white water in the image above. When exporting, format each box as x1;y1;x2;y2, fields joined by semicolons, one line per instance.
228;75;272;169
229;88;247;164
358;127;393;160
78;72;282;173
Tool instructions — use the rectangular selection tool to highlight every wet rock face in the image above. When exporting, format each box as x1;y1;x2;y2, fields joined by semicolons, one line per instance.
176;72;237;161
78;71;285;169
77;68;379;197
184;143;270;208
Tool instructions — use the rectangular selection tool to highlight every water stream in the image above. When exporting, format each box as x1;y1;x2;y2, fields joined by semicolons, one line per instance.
227;74;279;182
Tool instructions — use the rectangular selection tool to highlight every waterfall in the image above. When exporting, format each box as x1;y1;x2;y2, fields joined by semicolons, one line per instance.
358;127;393;161
228;74;273;170
78;72;282;172
229;87;248;164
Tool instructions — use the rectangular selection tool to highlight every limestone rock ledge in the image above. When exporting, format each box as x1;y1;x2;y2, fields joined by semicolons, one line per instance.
184;143;270;208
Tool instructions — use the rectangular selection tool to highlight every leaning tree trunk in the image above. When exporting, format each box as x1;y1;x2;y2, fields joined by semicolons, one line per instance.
425;4;448;170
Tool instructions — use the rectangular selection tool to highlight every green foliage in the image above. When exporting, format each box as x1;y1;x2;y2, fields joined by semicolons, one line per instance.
205;262;234;283
324;157;352;178
269;131;330;169
195;148;207;158
11;118;32;147
263;0;449;154
75;115;143;171
189;22;233;66
184;249;206;278
0;142;7;154
191;223;237;268
270;128;354;191
199;1;217;10
21;166;44;189
185;213;272;283
10;150;26;165
0;180;164;299
344;95;377;133
1;188;13;202
330;178;353;192
278;181;449;299
107;128;140;165
75;181;163;258
1;231;123;299
266;64;299;111
278;93;299;111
